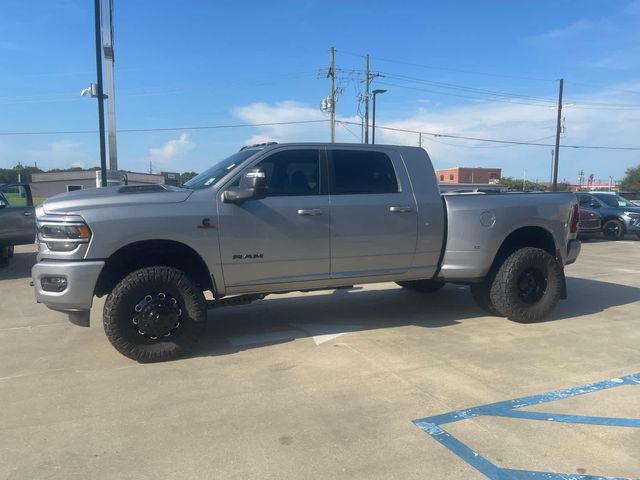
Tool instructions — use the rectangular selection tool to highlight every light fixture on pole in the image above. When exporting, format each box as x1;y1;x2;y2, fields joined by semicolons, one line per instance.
371;89;387;144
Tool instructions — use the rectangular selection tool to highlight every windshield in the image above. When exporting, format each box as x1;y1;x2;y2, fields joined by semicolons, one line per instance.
183;150;259;189
594;194;634;207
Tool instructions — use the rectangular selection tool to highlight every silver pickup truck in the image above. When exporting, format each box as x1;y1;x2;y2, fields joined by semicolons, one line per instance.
32;143;581;362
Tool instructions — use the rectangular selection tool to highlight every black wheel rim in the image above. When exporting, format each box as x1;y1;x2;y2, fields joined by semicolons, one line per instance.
517;268;547;304
604;221;620;238
132;292;183;340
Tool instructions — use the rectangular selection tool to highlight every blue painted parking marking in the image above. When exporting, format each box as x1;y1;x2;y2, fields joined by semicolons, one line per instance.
412;373;640;480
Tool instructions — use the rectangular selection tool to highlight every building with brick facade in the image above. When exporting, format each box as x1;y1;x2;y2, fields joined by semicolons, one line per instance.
435;167;501;185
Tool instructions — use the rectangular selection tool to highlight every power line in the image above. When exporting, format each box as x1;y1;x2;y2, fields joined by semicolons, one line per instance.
0;120;330;136
336;120;640;151
374;81;558;108
426;134;557;149
376;72;640;110
334;49;557;83
332;54;640;110
333;68;557;105
380;71;557;103
4;117;639;152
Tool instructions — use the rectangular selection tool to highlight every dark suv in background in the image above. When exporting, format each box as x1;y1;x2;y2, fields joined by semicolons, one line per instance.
0;184;35;264
577;192;640;240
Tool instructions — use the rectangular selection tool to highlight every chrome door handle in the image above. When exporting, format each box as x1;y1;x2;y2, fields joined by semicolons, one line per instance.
297;208;323;216
23;211;33;216
389;206;412;213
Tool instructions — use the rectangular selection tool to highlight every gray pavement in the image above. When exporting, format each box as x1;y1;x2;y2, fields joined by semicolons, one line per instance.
1;239;639;479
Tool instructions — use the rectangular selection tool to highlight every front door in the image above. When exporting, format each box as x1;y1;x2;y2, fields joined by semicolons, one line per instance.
0;184;35;247
217;148;330;289
328;148;418;278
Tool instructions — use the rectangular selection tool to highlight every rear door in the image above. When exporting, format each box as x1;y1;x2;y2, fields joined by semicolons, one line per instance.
0;184;35;247
328;148;418;278
217;147;330;289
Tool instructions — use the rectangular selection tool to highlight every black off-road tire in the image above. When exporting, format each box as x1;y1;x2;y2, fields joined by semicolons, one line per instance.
396;280;445;293
489;247;563;323
103;266;207;363
602;219;625;240
470;281;502;316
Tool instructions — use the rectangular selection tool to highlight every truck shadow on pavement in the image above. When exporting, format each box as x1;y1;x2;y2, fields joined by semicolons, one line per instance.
191;277;640;358
0;251;36;281
550;276;640;320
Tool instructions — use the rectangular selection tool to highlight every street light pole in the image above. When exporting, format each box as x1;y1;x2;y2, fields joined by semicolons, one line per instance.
371;89;386;144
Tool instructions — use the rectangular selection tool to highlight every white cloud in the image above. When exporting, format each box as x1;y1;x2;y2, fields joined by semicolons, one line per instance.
534;19;595;41
148;133;193;164
0;139;93;170
589;46;640;69
527;17;617;46
625;0;640;15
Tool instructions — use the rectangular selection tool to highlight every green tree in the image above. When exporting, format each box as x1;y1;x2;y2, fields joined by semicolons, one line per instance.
0;164;43;184
180;171;198;185
620;165;640;192
499;176;550;191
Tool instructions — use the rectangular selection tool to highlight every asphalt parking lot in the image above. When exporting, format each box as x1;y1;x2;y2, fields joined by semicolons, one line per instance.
1;239;639;480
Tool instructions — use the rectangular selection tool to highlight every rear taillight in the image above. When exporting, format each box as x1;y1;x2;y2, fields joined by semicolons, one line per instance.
570;204;579;234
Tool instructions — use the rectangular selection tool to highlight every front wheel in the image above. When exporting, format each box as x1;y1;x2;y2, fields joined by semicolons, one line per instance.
489;247;563;323
603;219;625;240
103;266;207;362
396;280;445;293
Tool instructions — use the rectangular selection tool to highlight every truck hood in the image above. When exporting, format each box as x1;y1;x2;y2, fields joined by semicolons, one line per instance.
42;184;194;215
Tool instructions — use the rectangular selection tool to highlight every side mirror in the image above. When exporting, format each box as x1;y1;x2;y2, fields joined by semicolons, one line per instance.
589;201;600;208
222;168;268;204
0;199;6;209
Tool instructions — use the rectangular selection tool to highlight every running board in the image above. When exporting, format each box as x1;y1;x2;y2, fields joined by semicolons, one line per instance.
207;294;266;309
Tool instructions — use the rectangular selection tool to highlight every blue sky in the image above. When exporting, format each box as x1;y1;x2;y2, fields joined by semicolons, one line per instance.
1;0;640;183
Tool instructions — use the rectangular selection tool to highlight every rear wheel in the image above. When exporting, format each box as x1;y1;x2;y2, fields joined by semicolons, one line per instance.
103;266;207;362
396;280;445;293
603;219;625;240
489;247;563;323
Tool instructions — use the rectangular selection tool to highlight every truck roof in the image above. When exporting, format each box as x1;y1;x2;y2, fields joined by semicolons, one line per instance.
239;142;424;152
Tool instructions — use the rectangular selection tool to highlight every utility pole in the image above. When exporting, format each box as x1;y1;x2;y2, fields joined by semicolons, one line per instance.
329;47;336;142
364;54;370;144
93;0;107;187
419;132;422;148
552;78;564;191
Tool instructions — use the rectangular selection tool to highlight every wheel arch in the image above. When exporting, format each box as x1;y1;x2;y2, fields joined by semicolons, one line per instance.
95;239;214;297
489;226;557;275
602;215;626;227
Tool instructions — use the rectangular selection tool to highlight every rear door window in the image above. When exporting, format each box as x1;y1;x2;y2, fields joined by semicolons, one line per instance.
330;150;399;195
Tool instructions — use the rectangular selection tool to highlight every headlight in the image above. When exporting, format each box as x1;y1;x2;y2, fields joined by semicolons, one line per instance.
38;223;92;251
624;212;640;226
